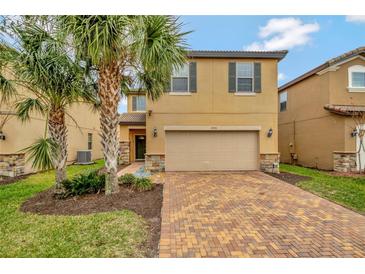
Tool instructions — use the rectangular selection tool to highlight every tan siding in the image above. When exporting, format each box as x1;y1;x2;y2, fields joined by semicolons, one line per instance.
278;57;365;170
146;58;279;156
0;88;103;174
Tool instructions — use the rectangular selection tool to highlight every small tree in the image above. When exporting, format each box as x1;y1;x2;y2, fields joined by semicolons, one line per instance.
351;110;365;173
59;16;189;194
0;17;97;194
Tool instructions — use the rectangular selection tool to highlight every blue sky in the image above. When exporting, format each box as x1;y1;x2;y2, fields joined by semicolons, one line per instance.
119;15;365;112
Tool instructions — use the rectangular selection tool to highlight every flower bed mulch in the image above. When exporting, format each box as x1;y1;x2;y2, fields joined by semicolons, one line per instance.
267;171;311;185
20;184;163;258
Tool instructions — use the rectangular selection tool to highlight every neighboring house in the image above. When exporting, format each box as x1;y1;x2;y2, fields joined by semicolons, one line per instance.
119;50;287;173
0;85;103;177
278;46;365;172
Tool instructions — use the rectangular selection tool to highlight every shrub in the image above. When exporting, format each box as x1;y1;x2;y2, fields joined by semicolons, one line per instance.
61;171;105;197
132;177;153;192
118;173;136;185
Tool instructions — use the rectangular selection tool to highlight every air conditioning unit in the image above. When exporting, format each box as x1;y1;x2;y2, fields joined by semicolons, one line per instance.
76;150;93;165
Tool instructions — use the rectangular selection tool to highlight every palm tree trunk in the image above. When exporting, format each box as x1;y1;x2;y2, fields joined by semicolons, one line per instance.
48;106;68;195
99;61;122;195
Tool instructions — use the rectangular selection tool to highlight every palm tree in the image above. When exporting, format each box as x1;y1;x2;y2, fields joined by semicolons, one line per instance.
0;17;96;194
58;16;189;194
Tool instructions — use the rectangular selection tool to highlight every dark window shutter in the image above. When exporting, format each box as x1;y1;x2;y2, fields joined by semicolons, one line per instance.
132;96;137;111
229;62;236;92
189;62;197;92
254;62;262;93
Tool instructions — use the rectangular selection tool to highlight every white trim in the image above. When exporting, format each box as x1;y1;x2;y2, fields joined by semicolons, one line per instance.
168;92;192;96
348;64;365;90
316;55;365;76
234;92;256;96
347;87;365;92
164;125;261;131
316;66;340;76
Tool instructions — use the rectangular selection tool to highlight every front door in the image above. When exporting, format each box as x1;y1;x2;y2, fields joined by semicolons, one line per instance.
135;135;146;160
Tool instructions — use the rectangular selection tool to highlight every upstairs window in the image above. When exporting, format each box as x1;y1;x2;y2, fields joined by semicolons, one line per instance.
352;72;365;87
132;95;146;112
349;65;365;90
172;63;189;92
236;63;253;92
279;91;287;112
87;133;93;150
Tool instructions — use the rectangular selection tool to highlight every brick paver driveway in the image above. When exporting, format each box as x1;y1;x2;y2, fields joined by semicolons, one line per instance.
157;171;365;257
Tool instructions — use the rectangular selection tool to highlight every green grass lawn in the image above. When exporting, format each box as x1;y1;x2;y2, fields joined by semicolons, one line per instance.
280;164;365;214
0;160;148;258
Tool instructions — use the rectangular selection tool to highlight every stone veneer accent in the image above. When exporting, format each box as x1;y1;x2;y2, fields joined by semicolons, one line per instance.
119;141;130;164
0;153;25;177
260;153;280;174
333;151;357;173
145;153;165;172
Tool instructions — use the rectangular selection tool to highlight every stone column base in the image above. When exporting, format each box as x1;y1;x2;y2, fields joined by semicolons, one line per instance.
260;153;280;173
119;141;130;165
333;151;357;173
145;153;165;172
0;153;25;177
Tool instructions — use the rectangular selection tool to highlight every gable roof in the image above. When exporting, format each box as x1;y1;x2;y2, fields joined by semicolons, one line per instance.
187;50;288;61
279;46;365;92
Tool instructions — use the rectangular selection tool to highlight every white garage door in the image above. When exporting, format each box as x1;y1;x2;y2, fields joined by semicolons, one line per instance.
165;131;259;171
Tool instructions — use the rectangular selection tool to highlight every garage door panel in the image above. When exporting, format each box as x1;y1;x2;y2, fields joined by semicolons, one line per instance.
165;131;259;171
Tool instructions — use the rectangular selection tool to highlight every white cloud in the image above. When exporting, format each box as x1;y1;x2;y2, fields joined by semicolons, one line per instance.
278;72;286;81
245;17;320;51
346;16;365;23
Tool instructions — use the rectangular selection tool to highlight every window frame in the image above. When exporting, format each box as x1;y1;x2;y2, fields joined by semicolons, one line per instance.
87;133;93;150
348;65;365;92
171;63;190;93
132;95;146;112
236;62;254;93
279;91;288;112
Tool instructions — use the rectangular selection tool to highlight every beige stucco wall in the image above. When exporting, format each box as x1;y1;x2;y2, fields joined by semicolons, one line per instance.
145;57;279;155
329;57;365;105
0;87;103;174
278;57;365;170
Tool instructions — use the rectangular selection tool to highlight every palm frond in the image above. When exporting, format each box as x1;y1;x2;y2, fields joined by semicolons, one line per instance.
0;74;16;103
20;137;58;170
15;97;46;122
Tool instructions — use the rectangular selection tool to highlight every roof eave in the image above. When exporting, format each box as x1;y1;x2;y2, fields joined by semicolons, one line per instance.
187;50;288;61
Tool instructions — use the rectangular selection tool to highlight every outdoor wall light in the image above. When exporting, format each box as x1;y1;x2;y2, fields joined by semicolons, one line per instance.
153;127;158;137
267;128;273;138
351;129;358;137
0;131;5;140
148;110;152;116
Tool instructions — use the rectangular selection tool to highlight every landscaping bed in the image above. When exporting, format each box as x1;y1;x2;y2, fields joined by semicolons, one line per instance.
267;171;311;185
21;184;163;257
0;160;159;257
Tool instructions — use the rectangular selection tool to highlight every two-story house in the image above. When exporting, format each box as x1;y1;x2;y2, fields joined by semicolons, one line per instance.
278;46;365;172
119;50;288;173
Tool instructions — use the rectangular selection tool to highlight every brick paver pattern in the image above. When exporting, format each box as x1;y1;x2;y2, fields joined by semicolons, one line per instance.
158;172;365;258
